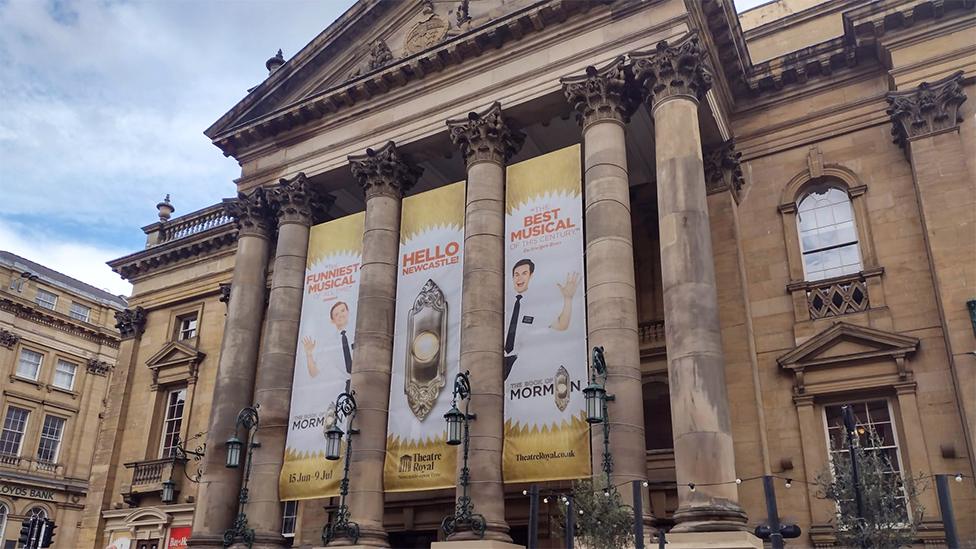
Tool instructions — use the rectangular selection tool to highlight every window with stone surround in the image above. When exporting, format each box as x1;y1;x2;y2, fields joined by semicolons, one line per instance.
0;503;7;544
282;500;298;538
175;313;198;341
823;399;908;520
16;349;43;381
34;288;57;310
159;387;187;458
53;359;77;390
797;185;862;281
69;301;91;322
36;415;66;463
0;407;30;456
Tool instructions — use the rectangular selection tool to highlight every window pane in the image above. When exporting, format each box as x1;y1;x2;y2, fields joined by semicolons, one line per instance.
69;302;91;322
36;416;65;463
53;360;77;390
832;202;853;223
796;185;863;280
35;289;57;310
282;500;298;536
0;408;29;456
17;350;42;380
160;388;187;458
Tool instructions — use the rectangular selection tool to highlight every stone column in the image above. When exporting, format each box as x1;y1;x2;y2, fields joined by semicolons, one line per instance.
190;188;274;548
77;308;146;549
345;141;421;547
446;102;524;541
887;72;976;477
631;35;747;532
561;59;649;508
248;174;325;547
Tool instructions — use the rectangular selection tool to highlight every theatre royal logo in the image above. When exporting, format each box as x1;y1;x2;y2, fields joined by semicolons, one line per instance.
399;454;413;473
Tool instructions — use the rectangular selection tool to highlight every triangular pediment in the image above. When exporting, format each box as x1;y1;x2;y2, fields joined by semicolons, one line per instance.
777;322;918;371
208;0;473;138
145;340;205;370
204;0;587;156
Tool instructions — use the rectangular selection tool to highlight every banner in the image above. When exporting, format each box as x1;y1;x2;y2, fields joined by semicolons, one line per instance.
166;527;191;549
280;212;365;500
384;182;464;492
503;144;590;483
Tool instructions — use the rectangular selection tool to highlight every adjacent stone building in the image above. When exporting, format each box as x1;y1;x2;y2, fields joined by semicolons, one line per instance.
0;251;125;548
80;0;976;547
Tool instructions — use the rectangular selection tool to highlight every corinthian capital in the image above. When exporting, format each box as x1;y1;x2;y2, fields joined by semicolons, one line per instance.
703;139;744;197
886;71;966;149
270;172;331;226
223;187;274;237
561;57;637;128
348;141;423;200
115;306;147;339
446;102;525;166
631;34;713;107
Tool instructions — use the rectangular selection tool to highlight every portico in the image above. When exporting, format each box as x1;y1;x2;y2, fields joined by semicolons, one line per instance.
189;0;752;544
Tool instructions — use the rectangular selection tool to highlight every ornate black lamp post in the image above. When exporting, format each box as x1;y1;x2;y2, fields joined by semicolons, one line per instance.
441;370;486;538
841;404;867;547
223;405;261;548
582;346;615;492
322;390;360;546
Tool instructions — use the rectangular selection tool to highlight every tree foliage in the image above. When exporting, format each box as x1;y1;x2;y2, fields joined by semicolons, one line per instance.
552;479;634;549
815;426;926;548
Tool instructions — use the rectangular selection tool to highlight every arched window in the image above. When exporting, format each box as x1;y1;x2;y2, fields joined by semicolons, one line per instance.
797;184;862;280
0;503;7;542
26;506;46;520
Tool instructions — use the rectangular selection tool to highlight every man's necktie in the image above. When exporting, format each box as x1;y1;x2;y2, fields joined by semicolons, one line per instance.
505;295;522;354
341;330;352;373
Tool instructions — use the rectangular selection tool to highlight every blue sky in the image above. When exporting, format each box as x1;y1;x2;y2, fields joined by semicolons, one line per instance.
0;0;770;296
0;0;355;295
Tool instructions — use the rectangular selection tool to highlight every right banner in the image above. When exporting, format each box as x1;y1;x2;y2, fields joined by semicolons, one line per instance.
502;143;590;483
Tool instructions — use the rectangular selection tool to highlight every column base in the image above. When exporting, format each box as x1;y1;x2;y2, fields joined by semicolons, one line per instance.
324;523;389;547
433;541;525;549
664;532;763;549
671;500;748;533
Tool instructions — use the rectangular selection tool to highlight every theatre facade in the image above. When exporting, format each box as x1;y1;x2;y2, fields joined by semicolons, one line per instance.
78;0;976;547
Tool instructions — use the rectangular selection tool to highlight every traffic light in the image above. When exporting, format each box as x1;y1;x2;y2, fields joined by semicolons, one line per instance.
40;519;57;548
18;517;36;547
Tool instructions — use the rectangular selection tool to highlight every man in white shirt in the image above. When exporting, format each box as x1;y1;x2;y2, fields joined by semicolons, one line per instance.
301;301;355;378
503;258;580;380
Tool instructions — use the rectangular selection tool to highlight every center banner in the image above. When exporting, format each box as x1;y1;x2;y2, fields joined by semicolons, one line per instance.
280;212;365;501
503;144;590;483
384;182;464;492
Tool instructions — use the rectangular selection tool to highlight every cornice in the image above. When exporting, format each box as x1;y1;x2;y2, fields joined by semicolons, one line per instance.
209;0;610;158
0;297;121;349
108;224;238;282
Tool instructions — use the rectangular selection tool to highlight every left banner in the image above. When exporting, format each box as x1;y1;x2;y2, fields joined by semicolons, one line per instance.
384;182;465;492
280;212;365;501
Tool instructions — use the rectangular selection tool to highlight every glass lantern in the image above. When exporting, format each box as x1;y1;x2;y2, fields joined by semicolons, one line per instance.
325;424;344;460
444;404;464;446
161;478;176;504
225;434;243;468
582;381;606;424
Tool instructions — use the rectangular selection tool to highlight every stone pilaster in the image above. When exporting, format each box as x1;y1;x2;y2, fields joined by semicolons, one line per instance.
190;188;274;548
77;308;147;549
632;34;747;532
561;58;649;514
344;141;421;547
446;102;524;541
247;173;328;547
886;71;976;477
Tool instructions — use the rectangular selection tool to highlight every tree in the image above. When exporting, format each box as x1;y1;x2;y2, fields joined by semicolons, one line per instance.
816;425;926;548
553;479;634;549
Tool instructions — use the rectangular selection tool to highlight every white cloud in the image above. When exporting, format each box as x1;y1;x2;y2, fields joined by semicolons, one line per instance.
0;218;132;297
0;0;355;240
